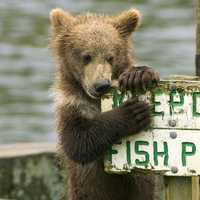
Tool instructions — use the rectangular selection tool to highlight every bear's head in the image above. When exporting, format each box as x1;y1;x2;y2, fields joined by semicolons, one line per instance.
49;8;141;99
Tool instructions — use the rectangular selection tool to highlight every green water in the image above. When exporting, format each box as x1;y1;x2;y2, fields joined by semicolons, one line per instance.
0;0;195;144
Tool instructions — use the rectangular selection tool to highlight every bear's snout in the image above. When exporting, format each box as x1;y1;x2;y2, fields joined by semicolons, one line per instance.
94;79;111;94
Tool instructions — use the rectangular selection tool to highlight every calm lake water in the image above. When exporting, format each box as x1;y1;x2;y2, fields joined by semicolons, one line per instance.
0;0;195;144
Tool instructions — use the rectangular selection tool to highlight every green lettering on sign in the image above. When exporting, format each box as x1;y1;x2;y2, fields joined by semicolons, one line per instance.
192;92;200;116
169;91;184;115
126;141;131;165
135;141;150;166
112;90;125;108
153;142;168;166
151;90;164;116
107;146;118;163
182;142;196;166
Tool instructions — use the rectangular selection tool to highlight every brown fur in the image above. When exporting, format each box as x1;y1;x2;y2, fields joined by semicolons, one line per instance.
49;8;159;200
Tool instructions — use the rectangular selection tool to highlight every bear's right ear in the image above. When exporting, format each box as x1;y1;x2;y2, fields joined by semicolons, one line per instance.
49;8;75;32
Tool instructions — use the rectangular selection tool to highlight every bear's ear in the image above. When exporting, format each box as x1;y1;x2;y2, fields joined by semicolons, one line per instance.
112;9;141;37
49;8;75;31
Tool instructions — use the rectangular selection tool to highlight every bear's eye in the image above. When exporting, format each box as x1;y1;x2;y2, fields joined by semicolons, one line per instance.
107;56;114;65
82;54;92;65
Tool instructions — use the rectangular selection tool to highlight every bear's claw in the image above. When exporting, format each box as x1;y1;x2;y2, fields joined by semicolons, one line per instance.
119;66;160;92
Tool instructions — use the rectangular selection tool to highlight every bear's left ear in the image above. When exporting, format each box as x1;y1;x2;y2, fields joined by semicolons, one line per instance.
49;8;75;32
112;9;141;38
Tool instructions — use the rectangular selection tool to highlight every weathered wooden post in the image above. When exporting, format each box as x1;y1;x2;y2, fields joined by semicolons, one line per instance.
102;76;200;200
196;0;200;75
191;0;200;199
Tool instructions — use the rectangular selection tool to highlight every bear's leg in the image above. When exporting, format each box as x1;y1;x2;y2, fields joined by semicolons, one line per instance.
127;173;155;200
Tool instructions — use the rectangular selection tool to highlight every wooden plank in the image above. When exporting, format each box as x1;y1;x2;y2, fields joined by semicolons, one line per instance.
0;142;56;158
164;177;192;200
163;176;200;200
196;0;200;75
103;77;200;176
192;176;199;200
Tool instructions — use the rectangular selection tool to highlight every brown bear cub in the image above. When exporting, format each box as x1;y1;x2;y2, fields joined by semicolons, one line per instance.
49;8;159;200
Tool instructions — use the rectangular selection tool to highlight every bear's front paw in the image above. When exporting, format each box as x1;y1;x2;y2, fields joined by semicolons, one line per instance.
119;98;151;134
119;66;160;92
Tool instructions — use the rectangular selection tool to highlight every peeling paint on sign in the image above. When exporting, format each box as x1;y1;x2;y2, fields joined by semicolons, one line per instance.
102;75;200;176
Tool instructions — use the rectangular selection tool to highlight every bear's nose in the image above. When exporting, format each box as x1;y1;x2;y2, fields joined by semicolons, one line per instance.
94;80;111;94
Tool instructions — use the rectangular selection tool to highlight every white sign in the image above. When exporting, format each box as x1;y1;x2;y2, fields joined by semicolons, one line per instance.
102;76;200;176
